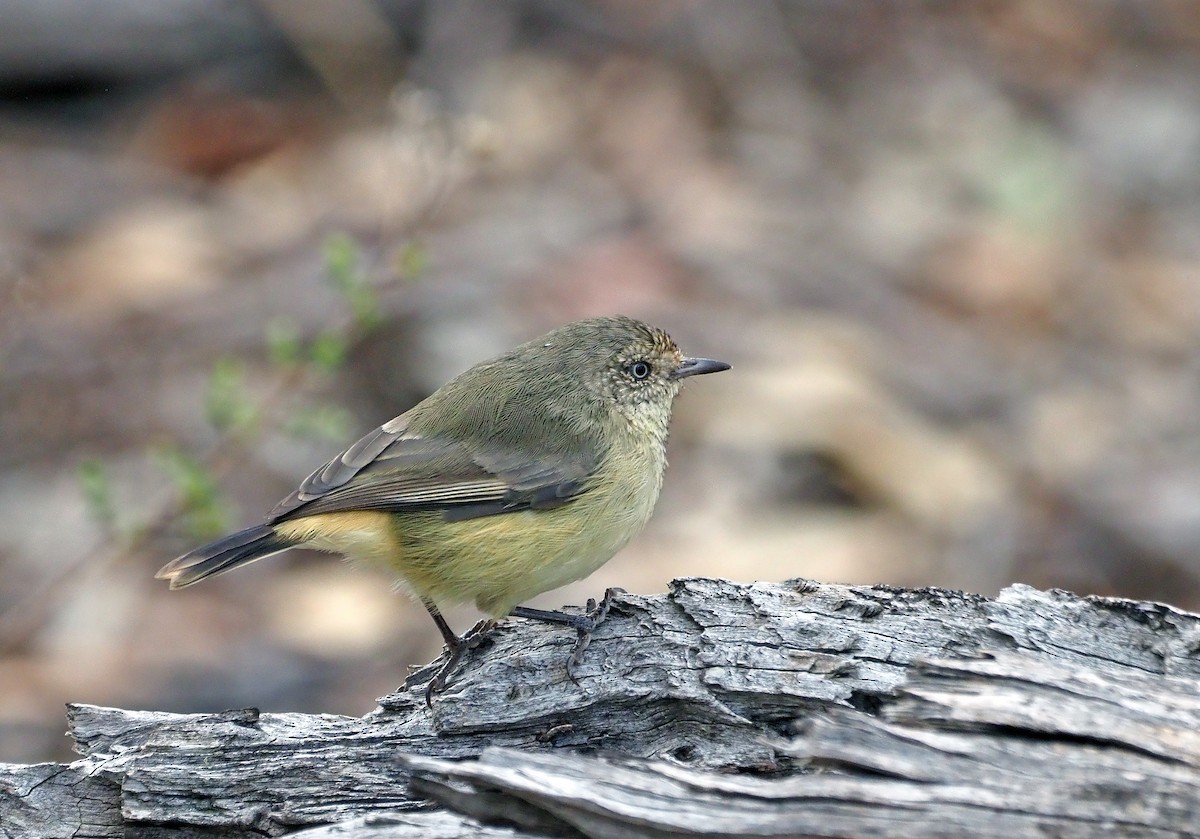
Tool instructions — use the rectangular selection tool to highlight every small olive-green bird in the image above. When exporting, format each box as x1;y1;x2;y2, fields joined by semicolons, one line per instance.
157;315;729;699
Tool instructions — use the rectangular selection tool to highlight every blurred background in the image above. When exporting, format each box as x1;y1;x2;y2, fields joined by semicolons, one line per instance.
5;0;1200;763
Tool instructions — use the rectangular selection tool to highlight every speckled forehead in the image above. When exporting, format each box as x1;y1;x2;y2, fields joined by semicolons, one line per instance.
622;326;680;363
648;328;682;361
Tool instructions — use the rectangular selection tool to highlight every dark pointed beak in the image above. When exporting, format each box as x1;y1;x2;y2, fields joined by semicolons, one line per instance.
671;357;731;379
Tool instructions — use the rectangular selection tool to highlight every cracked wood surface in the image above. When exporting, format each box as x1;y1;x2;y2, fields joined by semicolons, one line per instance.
2;577;1200;837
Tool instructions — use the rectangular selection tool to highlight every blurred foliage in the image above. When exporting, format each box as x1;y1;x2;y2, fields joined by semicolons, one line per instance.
983;126;1076;235
78;458;119;538
205;357;260;434
266;317;306;367
154;446;229;541
74;231;396;549
395;240;429;282
69;229;408;556
309;329;349;373
324;232;382;330
282;403;356;442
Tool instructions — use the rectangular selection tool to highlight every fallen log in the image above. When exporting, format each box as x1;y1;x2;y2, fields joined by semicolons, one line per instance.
3;577;1199;837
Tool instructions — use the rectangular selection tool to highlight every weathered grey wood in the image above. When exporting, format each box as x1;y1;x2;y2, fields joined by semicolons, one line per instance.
887;653;1200;764
401;654;1200;837
284;810;533;838
0;759;123;839
2;578;1199;837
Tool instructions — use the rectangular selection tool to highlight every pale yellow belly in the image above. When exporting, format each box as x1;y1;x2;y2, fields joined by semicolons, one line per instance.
275;437;667;617
392;476;658;616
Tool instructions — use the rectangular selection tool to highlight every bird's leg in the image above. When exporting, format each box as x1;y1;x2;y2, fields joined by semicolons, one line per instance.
510;587;624;682
421;599;496;706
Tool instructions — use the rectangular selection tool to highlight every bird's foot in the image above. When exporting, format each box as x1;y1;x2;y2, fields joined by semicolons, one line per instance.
424;618;497;707
510;587;625;684
567;586;624;682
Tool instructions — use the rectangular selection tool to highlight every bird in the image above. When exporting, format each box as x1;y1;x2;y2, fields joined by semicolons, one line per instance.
157;315;730;702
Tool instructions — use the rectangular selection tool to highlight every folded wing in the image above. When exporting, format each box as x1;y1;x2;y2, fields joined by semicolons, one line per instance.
267;415;601;524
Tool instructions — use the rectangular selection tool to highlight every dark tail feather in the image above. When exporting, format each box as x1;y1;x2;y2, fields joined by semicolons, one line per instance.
156;525;293;589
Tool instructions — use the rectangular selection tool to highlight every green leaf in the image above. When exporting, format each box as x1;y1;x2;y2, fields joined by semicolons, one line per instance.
323;232;381;330
324;231;358;287
978;123;1074;235
309;329;348;372
395;240;429;281
348;287;381;330
206;357;258;433
282;403;355;442
156;447;229;540
78;458;117;532
266;317;304;367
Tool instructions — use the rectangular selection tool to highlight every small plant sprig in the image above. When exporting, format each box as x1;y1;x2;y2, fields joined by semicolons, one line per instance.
155;446;230;541
325;231;383;330
78;458;120;539
179;231;402;516
0;232;425;654
206;357;259;434
0;82;486;653
165;232;402;540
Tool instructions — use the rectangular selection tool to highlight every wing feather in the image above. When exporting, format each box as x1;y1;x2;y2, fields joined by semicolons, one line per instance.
267;413;602;524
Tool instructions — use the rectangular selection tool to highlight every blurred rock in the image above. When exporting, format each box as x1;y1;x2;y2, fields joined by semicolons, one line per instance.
0;0;286;84
41;199;225;319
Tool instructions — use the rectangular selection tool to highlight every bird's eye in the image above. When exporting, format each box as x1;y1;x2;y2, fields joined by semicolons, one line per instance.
627;361;652;380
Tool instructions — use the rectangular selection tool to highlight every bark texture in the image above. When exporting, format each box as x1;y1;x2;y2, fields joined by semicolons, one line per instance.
3;577;1200;837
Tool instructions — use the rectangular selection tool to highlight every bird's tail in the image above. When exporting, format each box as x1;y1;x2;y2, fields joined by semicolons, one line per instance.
156;524;294;589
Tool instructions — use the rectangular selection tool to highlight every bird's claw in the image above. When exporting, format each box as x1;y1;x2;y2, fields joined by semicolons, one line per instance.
424;619;496;707
566;587;623;684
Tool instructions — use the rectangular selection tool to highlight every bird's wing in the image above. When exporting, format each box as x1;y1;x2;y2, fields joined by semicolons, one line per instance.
266;415;601;524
